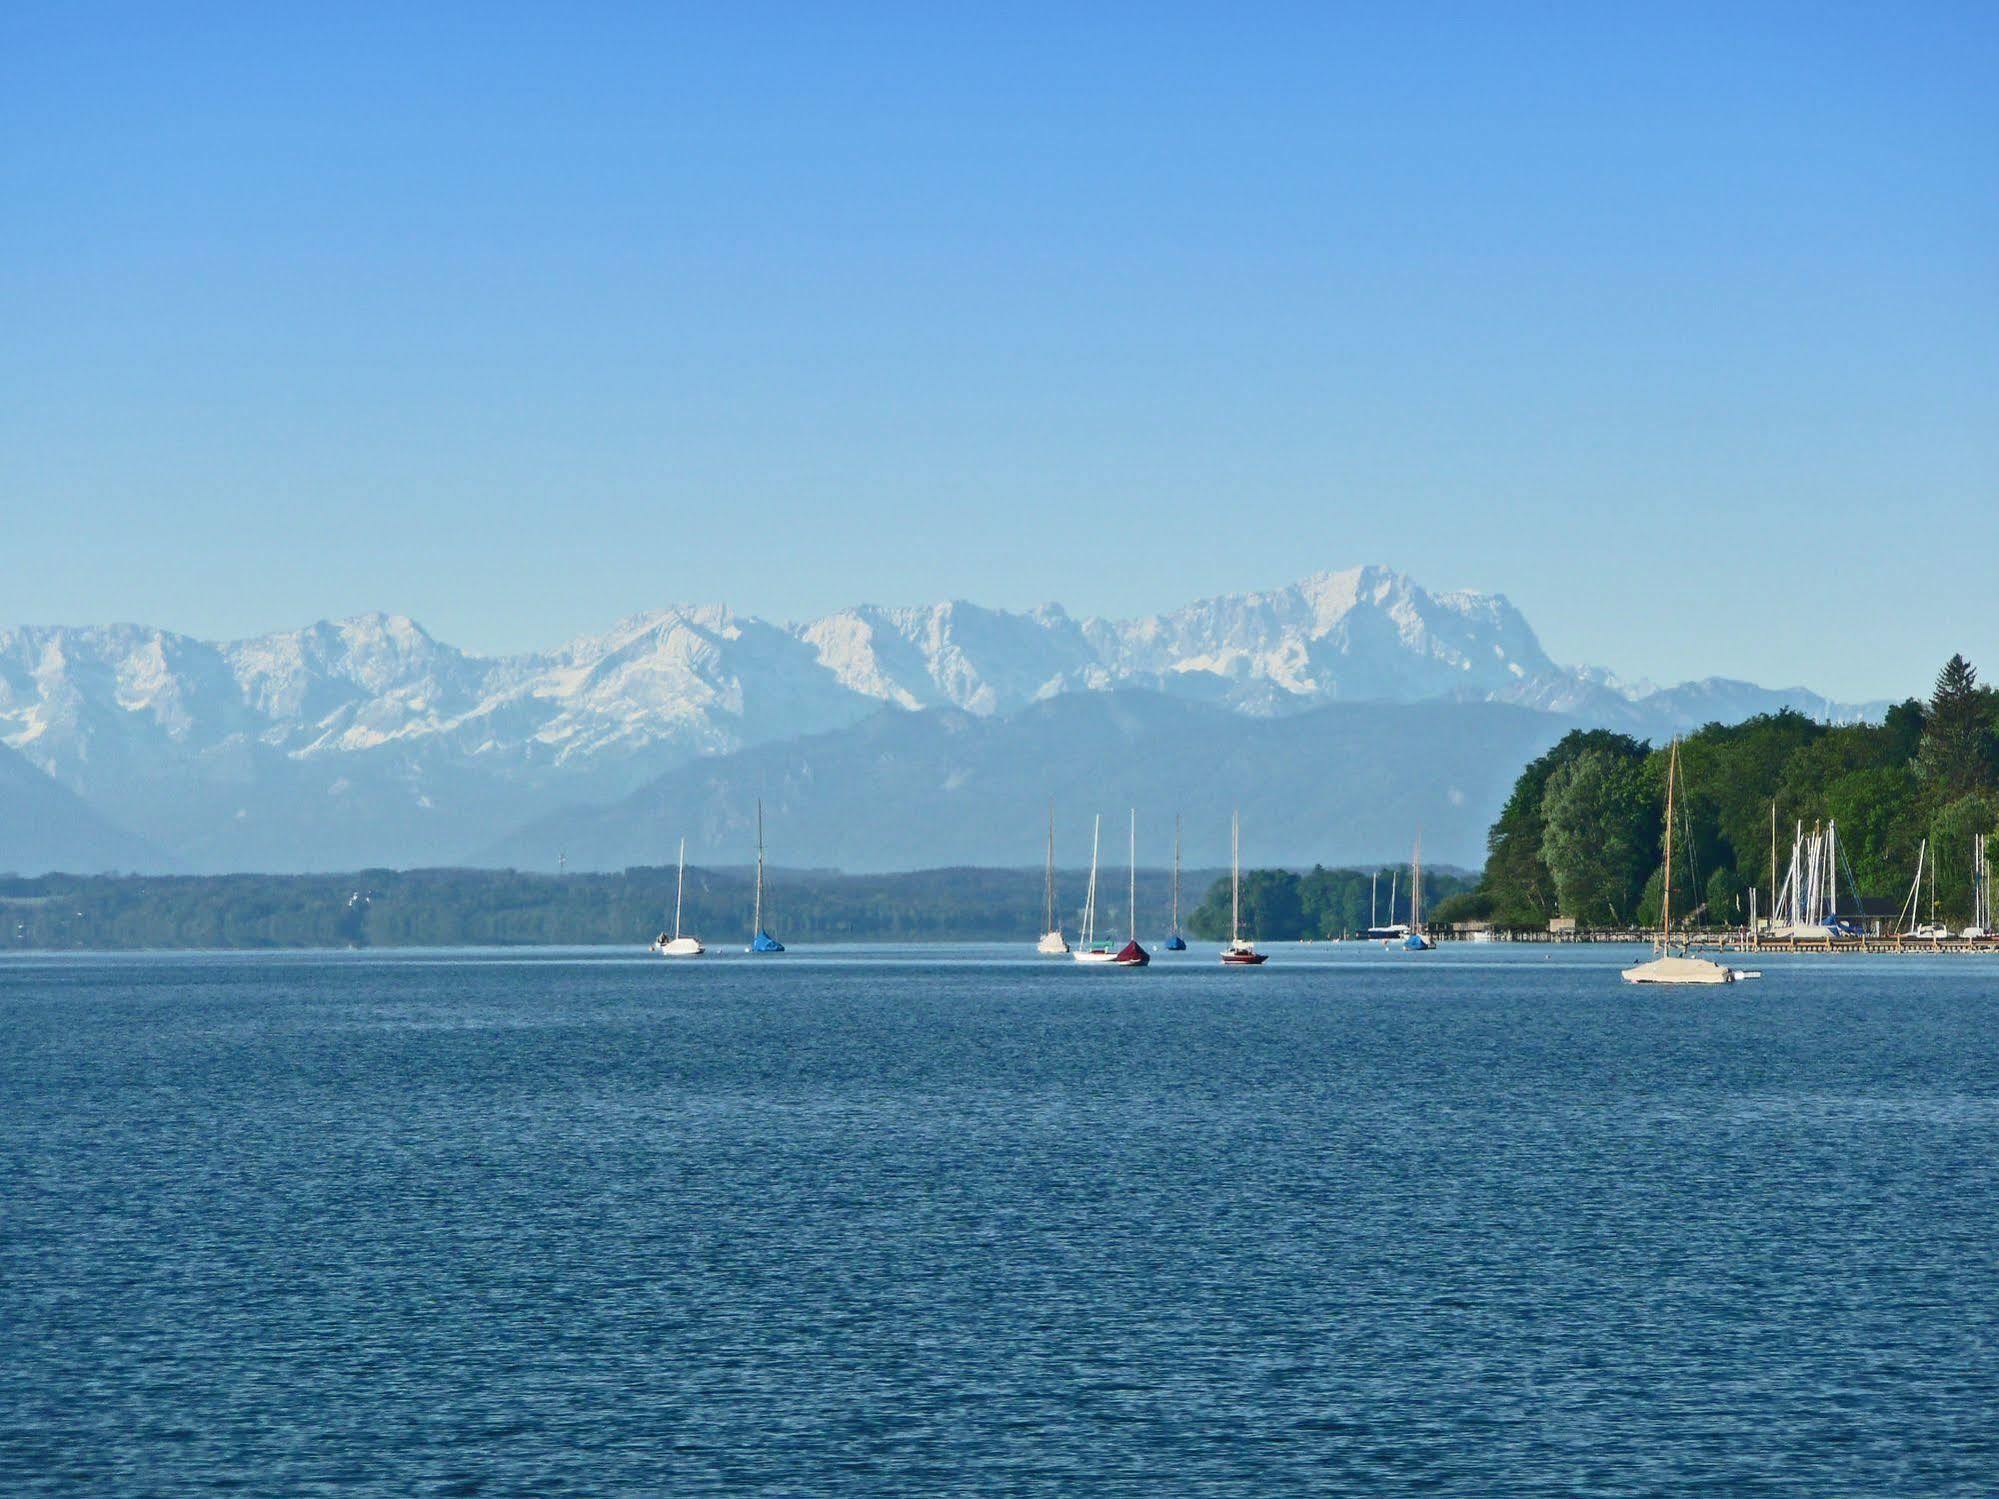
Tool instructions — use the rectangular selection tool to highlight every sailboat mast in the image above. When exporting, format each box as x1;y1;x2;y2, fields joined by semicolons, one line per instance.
1231;810;1241;942
1412;829;1423;929
1049;807;1058;931
1172;814;1181;932
1660;740;1678;950
1127;808;1137;943
674;836;686;941
753;800;765;932
1770;800;1778;923
1085;814;1101;944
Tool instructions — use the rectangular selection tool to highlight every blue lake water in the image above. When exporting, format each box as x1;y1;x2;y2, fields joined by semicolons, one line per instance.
3;943;1997;1494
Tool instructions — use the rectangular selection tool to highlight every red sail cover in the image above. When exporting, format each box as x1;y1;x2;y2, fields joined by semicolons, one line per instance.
1113;940;1150;967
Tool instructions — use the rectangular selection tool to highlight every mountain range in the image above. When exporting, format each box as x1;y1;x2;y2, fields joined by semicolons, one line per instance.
0;566;1879;874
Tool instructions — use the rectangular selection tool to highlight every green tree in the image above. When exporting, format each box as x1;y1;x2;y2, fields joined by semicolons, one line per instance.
1915;655;1996;799
1541;745;1657;927
1705;867;1747;926
1482;729;1648;927
1928;793;1999;925
1820;765;1924;899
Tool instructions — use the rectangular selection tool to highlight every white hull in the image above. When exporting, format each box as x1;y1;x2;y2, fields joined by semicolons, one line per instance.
1072;948;1118;965
1621;955;1754;985
1037;930;1070;955
653;936;704;957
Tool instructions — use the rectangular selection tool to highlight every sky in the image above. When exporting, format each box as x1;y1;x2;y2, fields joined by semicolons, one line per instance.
2;2;1994;700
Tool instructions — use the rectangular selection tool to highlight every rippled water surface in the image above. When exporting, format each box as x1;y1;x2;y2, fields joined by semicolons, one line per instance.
4;944;1998;1494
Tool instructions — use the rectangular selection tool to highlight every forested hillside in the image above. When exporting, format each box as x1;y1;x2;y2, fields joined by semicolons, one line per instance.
1440;656;1999;930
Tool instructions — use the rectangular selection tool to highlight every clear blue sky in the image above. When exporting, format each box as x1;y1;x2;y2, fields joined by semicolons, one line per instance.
3;2;1993;700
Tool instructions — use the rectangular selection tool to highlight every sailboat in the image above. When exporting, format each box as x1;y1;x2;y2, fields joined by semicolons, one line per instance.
1111;809;1151;966
747;800;784;953
1622;740;1756;984
1398;830;1435;951
1899;838;1953;939
1037;802;1069;954
650;837;704;956
1221;810;1267;964
1366;868;1407;941
1163;813;1187;950
1965;833;1992;940
1073;815;1118;963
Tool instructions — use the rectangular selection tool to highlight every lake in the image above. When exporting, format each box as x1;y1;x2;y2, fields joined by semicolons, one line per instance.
3;943;1996;1493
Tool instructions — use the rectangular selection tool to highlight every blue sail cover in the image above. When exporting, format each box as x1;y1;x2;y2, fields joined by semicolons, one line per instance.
750;929;786;953
1163;933;1187;951
1400;932;1435;951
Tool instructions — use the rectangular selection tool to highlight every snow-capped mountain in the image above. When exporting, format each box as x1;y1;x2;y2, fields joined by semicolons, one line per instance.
0;565;1879;873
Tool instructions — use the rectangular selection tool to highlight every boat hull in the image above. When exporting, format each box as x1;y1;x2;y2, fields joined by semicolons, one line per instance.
749;930;785;953
1221;950;1267;965
1621;955;1741;985
652;936;704;957
1037;931;1071;955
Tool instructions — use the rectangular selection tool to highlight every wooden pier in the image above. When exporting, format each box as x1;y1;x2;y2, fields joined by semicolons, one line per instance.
1439;926;1999;954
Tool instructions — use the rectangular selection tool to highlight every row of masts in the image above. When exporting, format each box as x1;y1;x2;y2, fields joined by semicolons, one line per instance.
1043;811;1430;963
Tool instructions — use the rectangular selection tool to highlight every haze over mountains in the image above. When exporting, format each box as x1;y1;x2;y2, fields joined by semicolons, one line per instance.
0;566;1879;875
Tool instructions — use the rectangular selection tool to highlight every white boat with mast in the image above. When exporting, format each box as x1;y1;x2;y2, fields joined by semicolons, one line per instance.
1221;810;1267;964
747;800;784;953
1365;866;1407;941
1073;814;1117;963
1966;832;1992;940
1622;739;1756;984
1899;837;1954;940
1038;802;1070;954
650;837;704;957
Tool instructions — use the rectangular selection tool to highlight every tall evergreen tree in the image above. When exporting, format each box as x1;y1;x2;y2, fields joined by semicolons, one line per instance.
1916;655;1996;798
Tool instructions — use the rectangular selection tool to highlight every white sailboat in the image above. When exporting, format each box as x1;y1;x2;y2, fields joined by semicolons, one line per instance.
1221;810;1267;964
1623;740;1755;985
1965;833;1992;940
1037;802;1069;954
651;837;704;956
1073;814;1117;963
1900;837;1953;939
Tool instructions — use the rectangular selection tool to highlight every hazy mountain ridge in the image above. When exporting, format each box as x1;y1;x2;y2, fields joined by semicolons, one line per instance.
476;692;1580;873
0;566;1882;873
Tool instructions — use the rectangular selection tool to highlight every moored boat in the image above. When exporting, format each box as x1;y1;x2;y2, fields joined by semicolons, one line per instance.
1073;814;1118;962
651;837;704;957
1220;810;1266;964
1163;813;1187;951
1622;740;1756;985
1114;810;1150;966
746;799;785;953
1399;830;1435;951
1038;802;1070;954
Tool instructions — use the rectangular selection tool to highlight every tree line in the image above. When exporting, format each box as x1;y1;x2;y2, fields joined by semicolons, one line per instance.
1434;655;1999;930
1186;864;1475;941
0;863;1235;950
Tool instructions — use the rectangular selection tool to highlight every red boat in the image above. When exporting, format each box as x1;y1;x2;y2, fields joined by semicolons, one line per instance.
1112;938;1151;967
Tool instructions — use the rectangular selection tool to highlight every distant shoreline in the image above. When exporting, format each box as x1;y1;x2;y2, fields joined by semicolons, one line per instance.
1;864;1469;953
